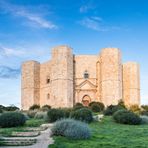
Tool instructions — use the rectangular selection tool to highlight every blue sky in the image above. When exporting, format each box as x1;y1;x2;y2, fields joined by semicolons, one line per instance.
0;0;148;106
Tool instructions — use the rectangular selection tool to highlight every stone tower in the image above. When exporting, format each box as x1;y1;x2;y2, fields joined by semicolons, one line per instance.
100;48;122;106
123;62;140;107
21;61;40;110
50;46;74;107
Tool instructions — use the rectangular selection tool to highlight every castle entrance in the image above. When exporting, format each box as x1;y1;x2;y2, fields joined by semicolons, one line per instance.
82;95;91;106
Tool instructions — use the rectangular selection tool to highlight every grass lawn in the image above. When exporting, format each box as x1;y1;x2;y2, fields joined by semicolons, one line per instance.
49;117;148;148
0;118;45;137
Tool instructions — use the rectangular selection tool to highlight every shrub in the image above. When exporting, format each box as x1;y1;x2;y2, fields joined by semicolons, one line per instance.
27;110;38;118
140;116;148;124
89;102;105;112
34;111;47;119
104;105;125;116
140;110;148;116
52;118;91;140
141;105;148;111
29;104;40;110
113;110;142;125
89;101;104;112
41;105;51;111
130;105;141;113
47;109;65;123
0;112;26;128
4;105;19;111
73;103;84;111
118;99;126;108
61;108;72;118
70;108;93;123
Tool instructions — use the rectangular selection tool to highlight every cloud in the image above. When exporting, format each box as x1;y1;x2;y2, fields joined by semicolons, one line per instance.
79;17;121;32
0;66;20;79
0;1;57;29
0;46;25;57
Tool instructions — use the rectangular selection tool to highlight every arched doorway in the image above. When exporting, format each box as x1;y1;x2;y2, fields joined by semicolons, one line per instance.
82;95;91;106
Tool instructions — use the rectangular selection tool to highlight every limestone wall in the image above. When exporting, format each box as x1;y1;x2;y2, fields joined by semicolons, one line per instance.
100;48;122;106
21;61;40;110
123;62;140;107
50;45;74;108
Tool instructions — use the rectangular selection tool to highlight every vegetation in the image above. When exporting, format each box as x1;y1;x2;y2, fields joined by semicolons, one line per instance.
49;116;148;148
0;112;26;128
129;105;141;114
70;108;93;123
73;103;84;111
47;109;65;123
113;110;141;125
104;105;125;116
41;105;51;111
89;102;105;112
141;105;148;111
29;104;40;110
34;111;47;119
51;119;91;140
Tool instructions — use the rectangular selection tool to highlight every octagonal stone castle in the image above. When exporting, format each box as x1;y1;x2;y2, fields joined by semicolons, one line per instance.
21;46;140;110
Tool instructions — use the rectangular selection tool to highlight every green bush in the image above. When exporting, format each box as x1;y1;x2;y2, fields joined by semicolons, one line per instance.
104;105;125;116
140;110;148;116
73;103;84;111
0;112;26;128
61;108;72;118
34;111;47;119
41;105;51;111
129;105;141;113
47;109;65;123
113;110;142;125
70;108;93;123
29;104;40;110
89;102;105;112
4;105;19;111
89;101;104;112
51;118;91;140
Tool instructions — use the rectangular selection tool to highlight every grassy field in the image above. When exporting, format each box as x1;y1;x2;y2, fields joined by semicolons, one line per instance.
0;119;45;137
49;117;148;148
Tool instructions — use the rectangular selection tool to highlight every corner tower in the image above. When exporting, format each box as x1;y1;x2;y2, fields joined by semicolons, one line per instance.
50;45;74;107
100;48;122;106
21;61;40;110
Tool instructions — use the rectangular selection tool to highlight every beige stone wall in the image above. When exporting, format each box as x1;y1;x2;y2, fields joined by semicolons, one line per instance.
21;61;40;110
123;62;140;107
100;48;122;106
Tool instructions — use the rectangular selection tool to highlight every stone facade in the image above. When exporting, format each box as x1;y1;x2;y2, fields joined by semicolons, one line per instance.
21;46;140;110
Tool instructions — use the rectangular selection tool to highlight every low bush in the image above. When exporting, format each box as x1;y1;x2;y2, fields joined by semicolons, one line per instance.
61;108;72;118
140;116;148;124
104;105;125;116
70;108;93;123
140;110;148;116
52;118;91;140
141;105;148;111
73;103;84;111
89;101;105;112
113;110;142;125
47;109;65;123
27;110;38;118
4;105;19;111
34;111;47;119
130;105;141;113
89;102;105;112
41;105;51;111
0;112;26;128
29;104;40;110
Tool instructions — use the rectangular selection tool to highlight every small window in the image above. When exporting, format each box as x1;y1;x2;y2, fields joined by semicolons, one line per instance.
46;77;50;84
47;93;50;99
84;70;89;79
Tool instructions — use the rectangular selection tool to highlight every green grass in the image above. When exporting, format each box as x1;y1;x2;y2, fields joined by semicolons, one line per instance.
49;117;148;148
0;118;45;137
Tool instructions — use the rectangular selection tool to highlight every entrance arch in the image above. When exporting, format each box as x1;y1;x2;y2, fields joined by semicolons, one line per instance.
82;95;91;106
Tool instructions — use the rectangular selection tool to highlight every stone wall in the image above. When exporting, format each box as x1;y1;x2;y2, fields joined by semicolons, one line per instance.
21;61;40;110
123;62;140;107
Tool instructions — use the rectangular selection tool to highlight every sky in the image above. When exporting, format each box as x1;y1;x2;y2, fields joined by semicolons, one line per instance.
0;0;148;107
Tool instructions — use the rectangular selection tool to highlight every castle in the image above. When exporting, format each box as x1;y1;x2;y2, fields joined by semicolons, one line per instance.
21;46;140;110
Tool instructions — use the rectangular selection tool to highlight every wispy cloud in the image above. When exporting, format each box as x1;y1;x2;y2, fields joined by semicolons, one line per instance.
79;16;121;32
0;1;57;29
0;66;20;79
0;46;25;57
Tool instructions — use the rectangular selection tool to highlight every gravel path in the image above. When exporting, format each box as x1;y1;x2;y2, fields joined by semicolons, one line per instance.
2;128;54;148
